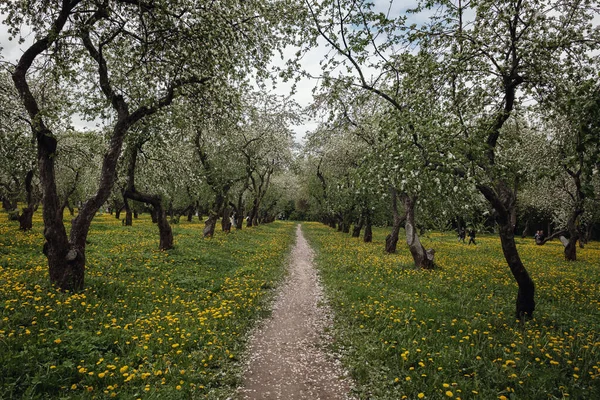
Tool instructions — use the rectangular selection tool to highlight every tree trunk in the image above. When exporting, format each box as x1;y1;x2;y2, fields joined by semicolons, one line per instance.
10;5;194;290
402;194;435;269
363;212;373;243
187;206;194;222
565;208;583;261
123;141;173;249
510;203;517;234
564;170;585;260
247;198;258;227
2;197;16;210
235;213;244;230
521;219;529;239
19;207;34;230
125;190;173;250
150;207;158;223
203;214;218;238
584;224;593;244
123;195;133;226
18;170;35;231
39;131;84;291
352;215;363;238
498;220;535;318
133;210;138;219
115;207;122;220
222;207;232;233
385;188;405;253
478;182;535;319
156;203;173;250
204;192;226;238
342;218;351;234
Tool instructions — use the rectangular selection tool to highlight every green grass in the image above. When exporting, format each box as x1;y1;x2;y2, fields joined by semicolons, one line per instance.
0;211;296;399
302;222;600;400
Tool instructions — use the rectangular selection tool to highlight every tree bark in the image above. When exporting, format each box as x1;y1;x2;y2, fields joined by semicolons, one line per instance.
521;219;529;239
363;212;373;243
352;215;363;238
18;170;36;231
204;192;226;238
123;194;133;226
222;206;232;232
2;196;16;210
479;181;535;319
342;217;351;233
536;229;567;245
401;194;435;269
123;141;172;250
235;212;244;230
498;220;535;318
247;198;258;227
565;208;583;261
203;214;218;238
564;169;585;261
385;188;405;253
125;190;173;250
150;207;158;223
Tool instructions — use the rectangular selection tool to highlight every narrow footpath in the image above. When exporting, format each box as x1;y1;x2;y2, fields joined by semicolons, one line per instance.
238;224;352;400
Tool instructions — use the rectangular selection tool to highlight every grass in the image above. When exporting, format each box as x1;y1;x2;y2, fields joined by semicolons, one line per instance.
0;211;296;399
302;222;600;400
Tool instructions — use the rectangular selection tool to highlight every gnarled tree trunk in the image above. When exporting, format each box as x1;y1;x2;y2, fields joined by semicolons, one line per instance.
123;141;172;250
10;1;202;290
479;181;535;319
401;194;435;269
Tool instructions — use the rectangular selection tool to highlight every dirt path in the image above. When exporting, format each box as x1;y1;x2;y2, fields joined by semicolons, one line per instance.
238;224;352;400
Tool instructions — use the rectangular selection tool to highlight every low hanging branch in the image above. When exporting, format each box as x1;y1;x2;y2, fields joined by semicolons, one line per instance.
535;230;568;246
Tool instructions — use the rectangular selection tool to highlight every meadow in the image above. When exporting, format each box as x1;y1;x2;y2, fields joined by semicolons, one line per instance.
302;222;600;400
0;211;296;399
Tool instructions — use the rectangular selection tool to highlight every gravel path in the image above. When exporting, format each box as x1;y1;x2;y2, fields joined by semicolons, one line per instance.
238;224;352;400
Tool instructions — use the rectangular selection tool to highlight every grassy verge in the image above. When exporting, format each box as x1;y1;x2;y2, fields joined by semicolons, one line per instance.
302;222;600;400
0;211;296;399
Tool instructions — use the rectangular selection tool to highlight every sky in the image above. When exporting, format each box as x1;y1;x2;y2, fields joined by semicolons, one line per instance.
0;1;418;143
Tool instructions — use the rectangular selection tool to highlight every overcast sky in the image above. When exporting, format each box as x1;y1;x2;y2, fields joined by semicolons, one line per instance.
0;1;418;143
